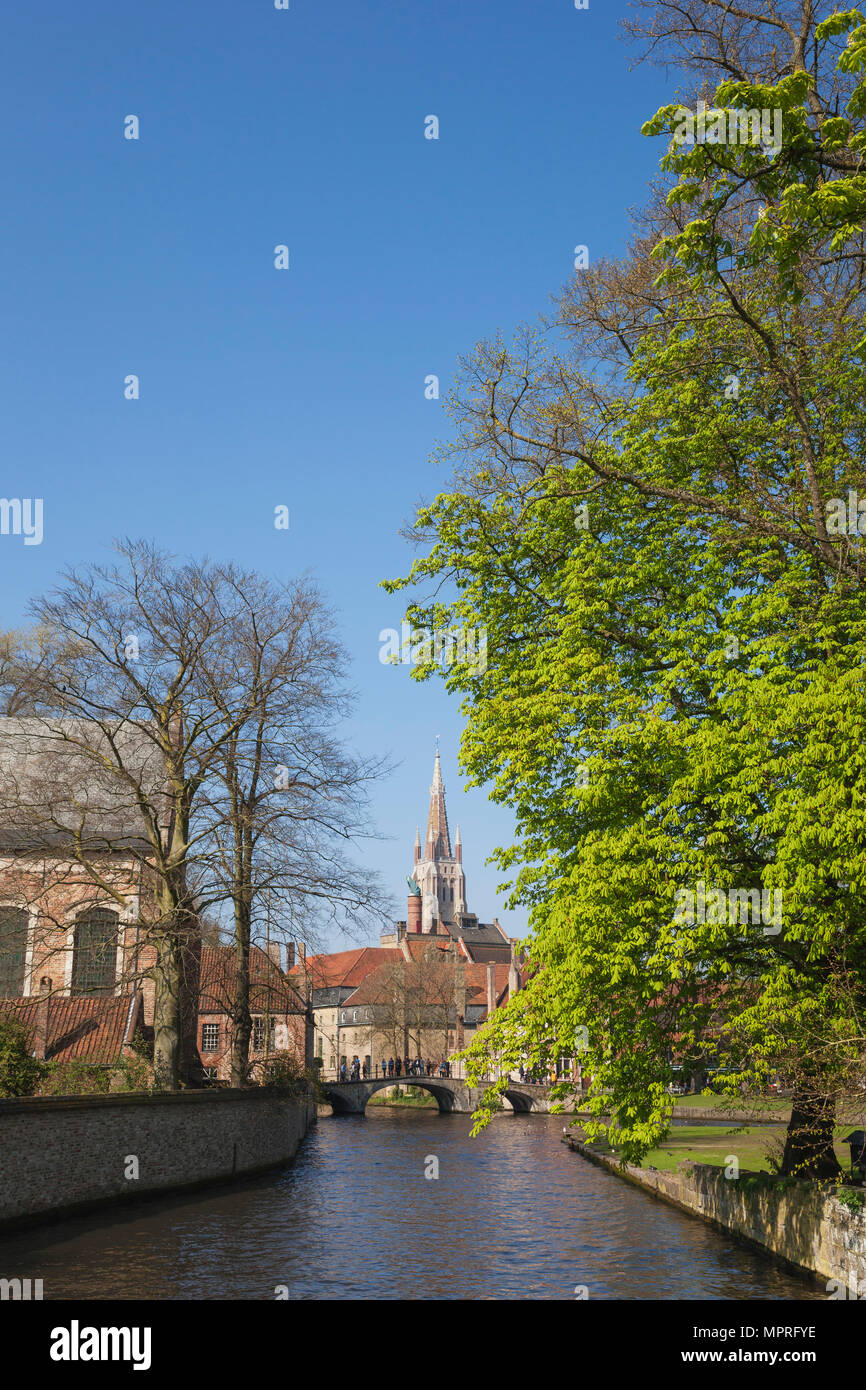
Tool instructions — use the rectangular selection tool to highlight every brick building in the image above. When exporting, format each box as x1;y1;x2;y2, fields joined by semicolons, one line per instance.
0;717;309;1082
197;941;313;1081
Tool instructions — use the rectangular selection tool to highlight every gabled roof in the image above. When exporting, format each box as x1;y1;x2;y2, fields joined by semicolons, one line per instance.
199;943;306;1015
302;946;401;990
0;992;142;1063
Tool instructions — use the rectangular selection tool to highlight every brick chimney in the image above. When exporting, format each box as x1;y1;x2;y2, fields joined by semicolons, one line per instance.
33;977;52;1060
408;893;422;933
486;962;496;1019
285;942;295;971
265;942;282;971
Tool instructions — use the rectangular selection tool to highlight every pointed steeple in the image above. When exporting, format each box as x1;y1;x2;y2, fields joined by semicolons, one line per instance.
414;824;422;865
425;748;452;860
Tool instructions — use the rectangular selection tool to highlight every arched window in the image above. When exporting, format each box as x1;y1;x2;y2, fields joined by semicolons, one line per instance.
71;908;118;997
0;907;28;998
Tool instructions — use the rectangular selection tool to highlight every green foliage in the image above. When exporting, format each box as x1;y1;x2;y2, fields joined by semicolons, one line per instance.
37;1060;113;1097
0;1015;43;1098
258;1051;321;1099
740;1173;799;1196
385;4;866;1169
836;1183;866;1213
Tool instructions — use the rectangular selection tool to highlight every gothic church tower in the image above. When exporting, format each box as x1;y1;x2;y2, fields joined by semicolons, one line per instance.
410;749;467;931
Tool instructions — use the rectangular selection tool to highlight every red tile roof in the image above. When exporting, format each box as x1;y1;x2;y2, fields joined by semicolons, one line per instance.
302;946;401;990
199;944;306;1015
0;993;142;1063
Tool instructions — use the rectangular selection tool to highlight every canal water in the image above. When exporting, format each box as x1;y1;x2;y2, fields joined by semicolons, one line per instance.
0;1109;822;1300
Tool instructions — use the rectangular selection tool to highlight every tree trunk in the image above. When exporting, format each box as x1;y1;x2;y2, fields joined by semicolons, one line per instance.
230;907;252;1088
780;1089;840;1178
153;933;182;1090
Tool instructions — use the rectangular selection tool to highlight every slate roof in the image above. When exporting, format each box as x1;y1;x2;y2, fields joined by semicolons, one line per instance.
0;716;164;852
0;992;143;1063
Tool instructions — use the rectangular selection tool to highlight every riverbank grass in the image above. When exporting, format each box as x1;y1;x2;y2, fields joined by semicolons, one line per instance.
629;1125;852;1173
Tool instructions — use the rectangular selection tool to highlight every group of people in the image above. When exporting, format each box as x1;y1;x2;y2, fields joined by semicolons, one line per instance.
338;1056;452;1081
517;1064;572;1085
381;1056;451;1079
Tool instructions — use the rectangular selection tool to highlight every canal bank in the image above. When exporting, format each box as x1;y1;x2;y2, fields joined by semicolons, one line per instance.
0;1110;820;1299
0;1086;317;1232
564;1135;861;1292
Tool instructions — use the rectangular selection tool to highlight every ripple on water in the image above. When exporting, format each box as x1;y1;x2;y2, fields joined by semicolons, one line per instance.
0;1110;823;1300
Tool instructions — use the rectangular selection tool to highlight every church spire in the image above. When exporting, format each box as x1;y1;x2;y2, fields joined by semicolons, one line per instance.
425;747;452;860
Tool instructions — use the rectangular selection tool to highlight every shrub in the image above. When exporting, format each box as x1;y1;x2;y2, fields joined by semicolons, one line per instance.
37;1059;112;1097
257;1051;321;1099
0;1015;43;1098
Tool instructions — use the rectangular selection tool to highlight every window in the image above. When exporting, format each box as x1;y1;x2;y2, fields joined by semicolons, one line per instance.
202;1023;220;1052
0;907;28;998
353;1010;358;1022
316;1036;323;1058
71;909;118;997
252;1016;275;1053
341;1011;346;1023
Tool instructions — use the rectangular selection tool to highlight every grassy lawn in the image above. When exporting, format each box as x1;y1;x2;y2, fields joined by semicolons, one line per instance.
672;1093;791;1114
614;1124;853;1173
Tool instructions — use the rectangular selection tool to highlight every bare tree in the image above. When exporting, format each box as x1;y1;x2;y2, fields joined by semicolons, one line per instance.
0;541;385;1090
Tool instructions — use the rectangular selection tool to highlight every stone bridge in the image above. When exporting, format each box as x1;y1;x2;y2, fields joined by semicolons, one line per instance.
321;1077;574;1116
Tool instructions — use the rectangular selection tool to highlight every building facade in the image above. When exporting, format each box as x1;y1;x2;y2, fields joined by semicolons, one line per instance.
307;750;523;1079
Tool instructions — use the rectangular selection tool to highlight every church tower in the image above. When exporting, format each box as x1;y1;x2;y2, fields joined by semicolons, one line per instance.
409;749;467;931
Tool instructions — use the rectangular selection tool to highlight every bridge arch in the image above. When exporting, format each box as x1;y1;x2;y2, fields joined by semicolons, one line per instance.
322;1077;471;1115
320;1077;551;1116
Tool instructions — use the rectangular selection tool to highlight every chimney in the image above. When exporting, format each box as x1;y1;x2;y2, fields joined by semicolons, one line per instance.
408;893;422;933
33;977;52;1060
285;942;295;971
296;942;306;966
454;964;466;1053
265;942;282;971
508;940;520;997
486;962;496;1020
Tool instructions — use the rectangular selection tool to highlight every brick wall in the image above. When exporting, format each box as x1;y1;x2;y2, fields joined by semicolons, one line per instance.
0;1087;316;1229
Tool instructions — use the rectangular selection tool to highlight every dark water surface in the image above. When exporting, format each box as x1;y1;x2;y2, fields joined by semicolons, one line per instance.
0;1109;822;1300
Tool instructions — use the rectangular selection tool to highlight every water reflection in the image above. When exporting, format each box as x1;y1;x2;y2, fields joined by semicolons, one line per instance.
0;1110;822;1300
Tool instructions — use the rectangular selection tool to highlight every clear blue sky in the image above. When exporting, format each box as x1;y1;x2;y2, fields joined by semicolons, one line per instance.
1;0;677;946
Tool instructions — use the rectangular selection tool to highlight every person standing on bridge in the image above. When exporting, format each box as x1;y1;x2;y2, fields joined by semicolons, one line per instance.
381;1059;387;1079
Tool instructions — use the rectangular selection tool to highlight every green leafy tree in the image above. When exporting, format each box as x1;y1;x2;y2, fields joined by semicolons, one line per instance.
385;0;866;1176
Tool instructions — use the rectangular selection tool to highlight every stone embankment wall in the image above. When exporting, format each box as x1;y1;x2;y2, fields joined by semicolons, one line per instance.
0;1087;316;1230
568;1138;866;1291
